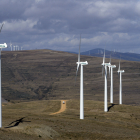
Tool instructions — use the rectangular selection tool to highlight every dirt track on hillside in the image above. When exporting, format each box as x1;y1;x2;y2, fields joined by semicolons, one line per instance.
50;100;67;115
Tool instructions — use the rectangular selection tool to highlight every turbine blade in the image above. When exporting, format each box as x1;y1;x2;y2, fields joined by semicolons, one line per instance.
0;22;4;33
110;86;111;97
78;34;81;62
102;65;104;77
110;54;111;64
118;59;120;71
105;66;107;78
119;81;120;95
119;55;121;70
118;72;119;78
119;60;120;70
75;64;80;85
10;41;12;47
109;66;111;77
103;49;105;64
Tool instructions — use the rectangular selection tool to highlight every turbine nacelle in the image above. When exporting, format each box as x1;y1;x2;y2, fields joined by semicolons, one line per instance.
117;70;125;73
108;65;116;77
4;43;7;48
76;61;88;66
101;62;111;66
0;43;7;48
109;65;116;68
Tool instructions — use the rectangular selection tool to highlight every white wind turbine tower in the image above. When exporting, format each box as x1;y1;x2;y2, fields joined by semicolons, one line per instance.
13;46;15;51
117;58;125;104
0;22;7;128
15;46;16;51
75;35;88;119
108;55;116;103
101;50;111;112
16;45;18;51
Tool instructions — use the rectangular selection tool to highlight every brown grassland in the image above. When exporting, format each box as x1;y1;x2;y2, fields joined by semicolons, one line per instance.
1;49;140;139
1;100;140;140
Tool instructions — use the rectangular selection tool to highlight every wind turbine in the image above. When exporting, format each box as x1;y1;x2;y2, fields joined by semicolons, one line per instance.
117;58;125;104
108;55;116;103
10;42;12;51
101;49;111;112
16;46;18;51
13;46;15;51
75;35;88;119
0;22;7;128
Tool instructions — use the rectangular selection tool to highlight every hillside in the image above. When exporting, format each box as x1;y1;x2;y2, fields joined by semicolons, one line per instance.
1;49;140;105
1;100;140;139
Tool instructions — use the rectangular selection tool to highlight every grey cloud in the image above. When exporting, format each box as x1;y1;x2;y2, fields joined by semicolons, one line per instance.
0;0;34;22
1;0;140;53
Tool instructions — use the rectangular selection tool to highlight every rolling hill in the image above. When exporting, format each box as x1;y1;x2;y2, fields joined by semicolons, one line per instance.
1;49;140;106
1;49;140;139
1;99;140;139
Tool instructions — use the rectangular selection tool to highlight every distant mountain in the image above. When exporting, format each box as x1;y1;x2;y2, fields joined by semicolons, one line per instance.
3;47;140;61
64;51;77;54
81;48;140;61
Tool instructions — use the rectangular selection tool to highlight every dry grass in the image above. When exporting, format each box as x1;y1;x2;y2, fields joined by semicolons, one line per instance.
1;50;140;139
1;100;140;139
1;49;140;107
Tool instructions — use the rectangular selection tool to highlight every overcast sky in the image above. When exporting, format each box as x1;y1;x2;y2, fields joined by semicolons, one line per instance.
1;0;140;53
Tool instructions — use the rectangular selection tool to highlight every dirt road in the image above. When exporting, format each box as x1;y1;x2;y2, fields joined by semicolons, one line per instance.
50;100;67;115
